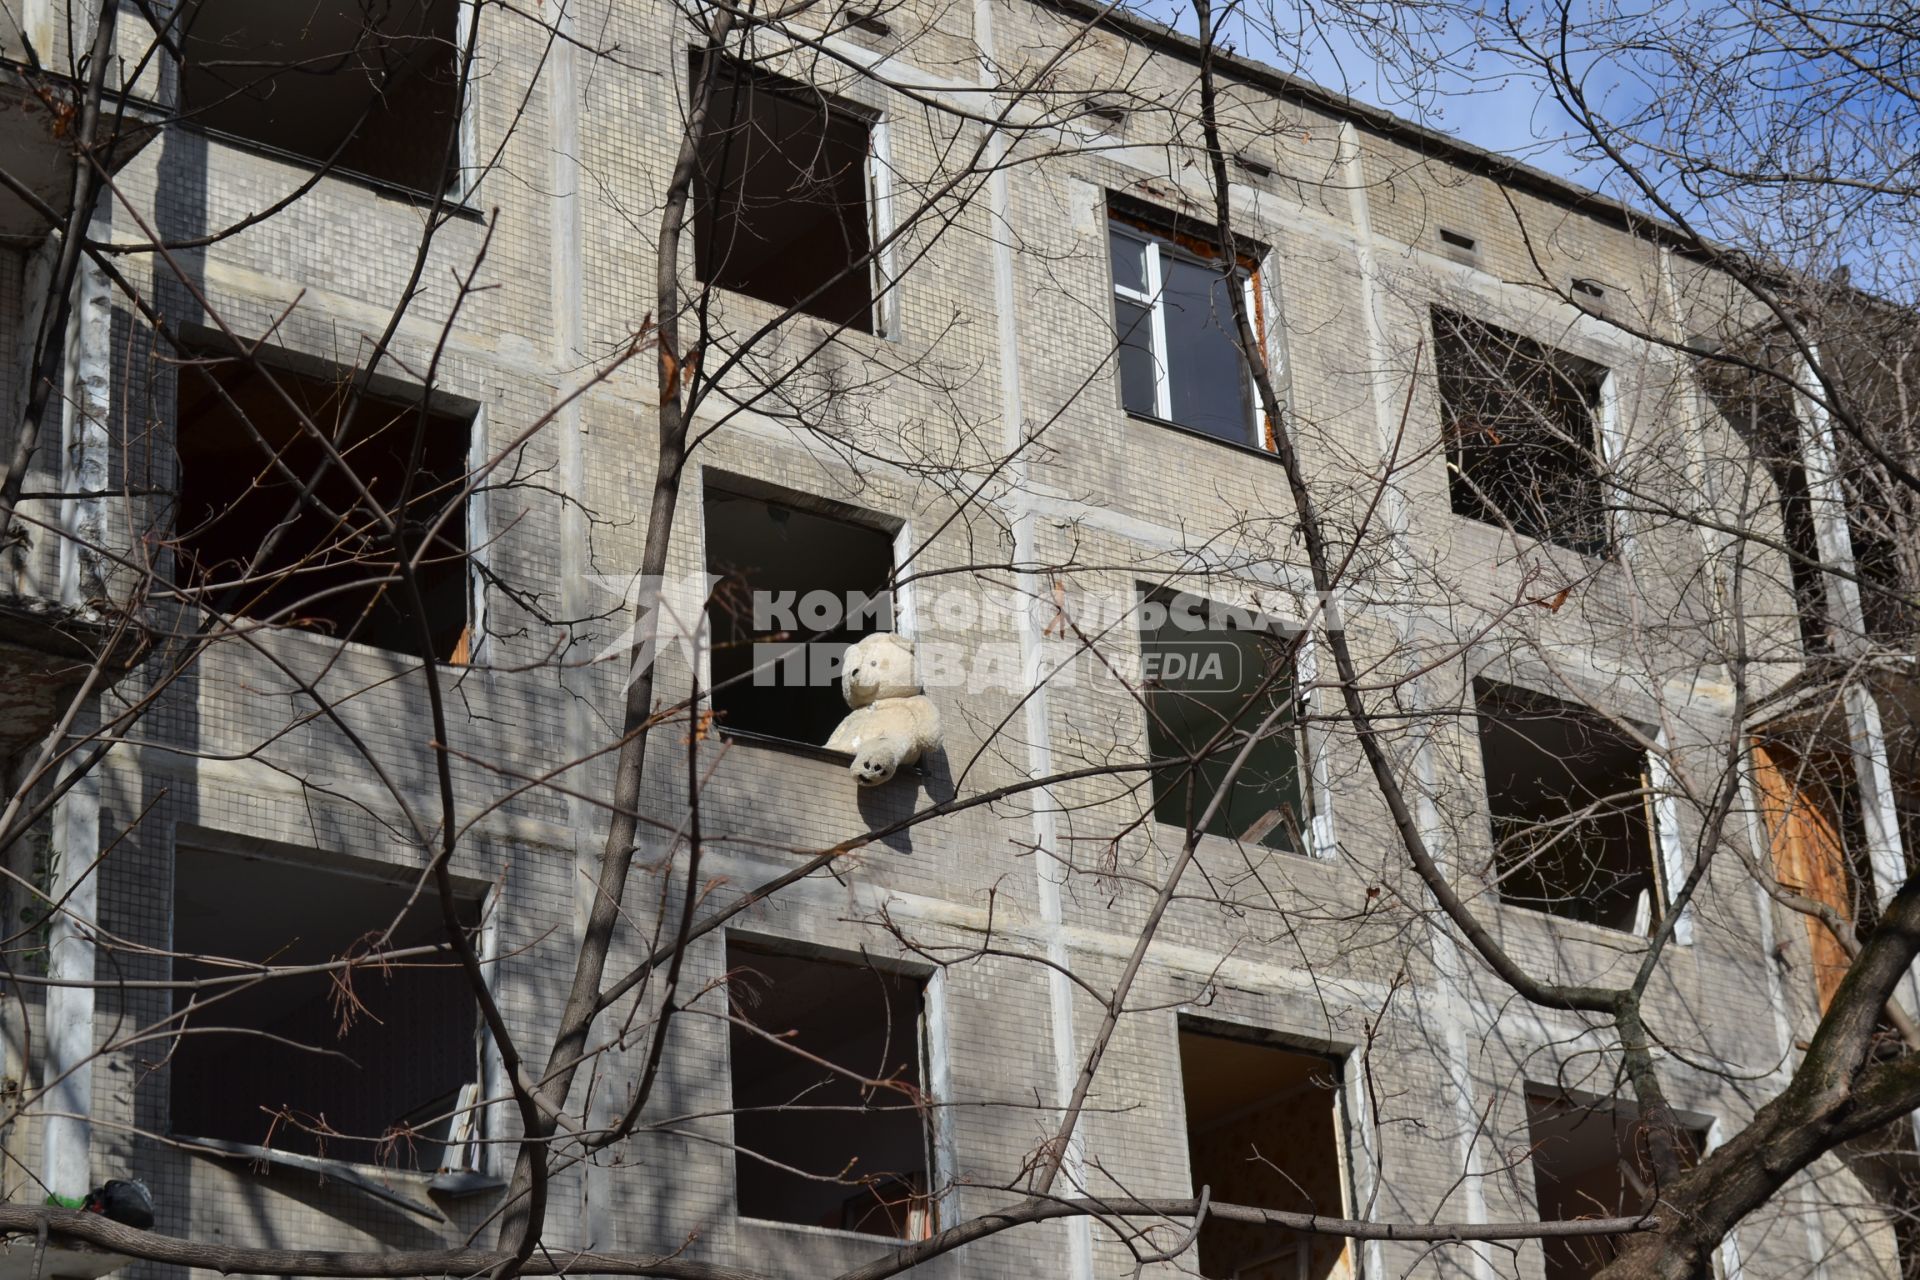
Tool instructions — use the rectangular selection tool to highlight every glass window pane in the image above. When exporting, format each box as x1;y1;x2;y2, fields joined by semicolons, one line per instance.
1114;298;1159;417
1160;255;1254;443
1109;226;1147;294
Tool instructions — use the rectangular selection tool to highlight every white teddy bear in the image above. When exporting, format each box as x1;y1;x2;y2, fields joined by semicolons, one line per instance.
825;632;941;787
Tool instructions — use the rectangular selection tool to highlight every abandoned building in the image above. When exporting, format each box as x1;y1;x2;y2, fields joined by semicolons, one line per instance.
0;0;1915;1278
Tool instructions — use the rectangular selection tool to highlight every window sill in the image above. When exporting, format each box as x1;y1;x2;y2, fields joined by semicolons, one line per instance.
737;1213;920;1246
1125;411;1277;462
1496;899;1658;944
185;125;486;222
1151;817;1309;859
717;727;929;778
177;1136;491;1220
1448;507;1615;562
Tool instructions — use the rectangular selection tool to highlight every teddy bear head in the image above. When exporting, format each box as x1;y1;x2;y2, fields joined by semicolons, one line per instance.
841;632;919;708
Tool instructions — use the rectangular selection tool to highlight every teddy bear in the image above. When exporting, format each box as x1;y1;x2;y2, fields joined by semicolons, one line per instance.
825;632;941;786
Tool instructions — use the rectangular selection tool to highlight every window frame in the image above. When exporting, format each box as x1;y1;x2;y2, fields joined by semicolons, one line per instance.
172;0;481;205
1137;585;1318;855
695;476;906;756
689;51;895;337
170;342;480;665
164;832;497;1188
721;934;946;1241
1108;207;1271;450
1172;1017;1358;1279
1430;306;1614;557
1471;677;1677;936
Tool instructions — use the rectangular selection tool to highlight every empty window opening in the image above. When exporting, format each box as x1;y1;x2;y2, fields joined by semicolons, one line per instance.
1178;1028;1350;1280
170;846;483;1169
1571;278;1607;302
1475;680;1659;932
1433;308;1610;555
1697;364;1834;653
1109;202;1267;448
692;55;877;332
179;0;462;195
704;488;894;747
844;11;894;37
173;352;471;662
1753;732;1878;1012
1439;228;1476;252
1526;1092;1705;1280
1141;588;1306;852
726;941;933;1239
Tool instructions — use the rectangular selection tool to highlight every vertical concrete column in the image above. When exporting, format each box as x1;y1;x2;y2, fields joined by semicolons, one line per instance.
42;703;99;1199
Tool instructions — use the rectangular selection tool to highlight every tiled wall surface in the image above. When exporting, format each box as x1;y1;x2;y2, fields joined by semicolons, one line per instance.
6;0;1895;1277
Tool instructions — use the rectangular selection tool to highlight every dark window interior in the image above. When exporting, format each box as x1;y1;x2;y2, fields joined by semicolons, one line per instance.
727;942;932;1239
169;847;482;1167
1109;211;1258;446
174;354;470;661
1178;1028;1347;1280
180;0;461;194
1526;1092;1706;1280
1475;680;1656;931
1141;589;1304;851
692;55;874;331
1433;308;1610;554
703;489;894;746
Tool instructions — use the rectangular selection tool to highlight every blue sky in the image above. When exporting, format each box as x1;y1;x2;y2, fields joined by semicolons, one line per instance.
1125;0;1641;189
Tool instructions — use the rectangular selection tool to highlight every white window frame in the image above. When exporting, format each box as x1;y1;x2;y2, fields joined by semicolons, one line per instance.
448;0;483;203
1646;736;1693;944
866;116;899;339
1109;220;1266;449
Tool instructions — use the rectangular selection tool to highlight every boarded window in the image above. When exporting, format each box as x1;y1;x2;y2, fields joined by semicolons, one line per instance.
1752;734;1876;1011
1475;680;1658;932
692;56;876;331
1527;1092;1706;1280
726;941;934;1239
703;488;894;747
169;846;483;1168
1178;1027;1350;1280
180;0;462;194
1433;309;1610;554
1109;204;1265;447
173;353;471;662
1140;589;1306;851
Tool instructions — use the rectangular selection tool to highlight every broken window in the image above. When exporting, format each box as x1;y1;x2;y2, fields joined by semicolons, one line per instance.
173;351;472;662
179;0;463;195
1178;1027;1350;1280
1140;588;1307;851
1526;1092;1706;1280
1475;680;1661;932
1433;308;1611;555
1109;203;1266;447
726;940;934;1239
169;845;484;1170
703;487;894;747
692;55;879;332
1752;731;1878;1012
